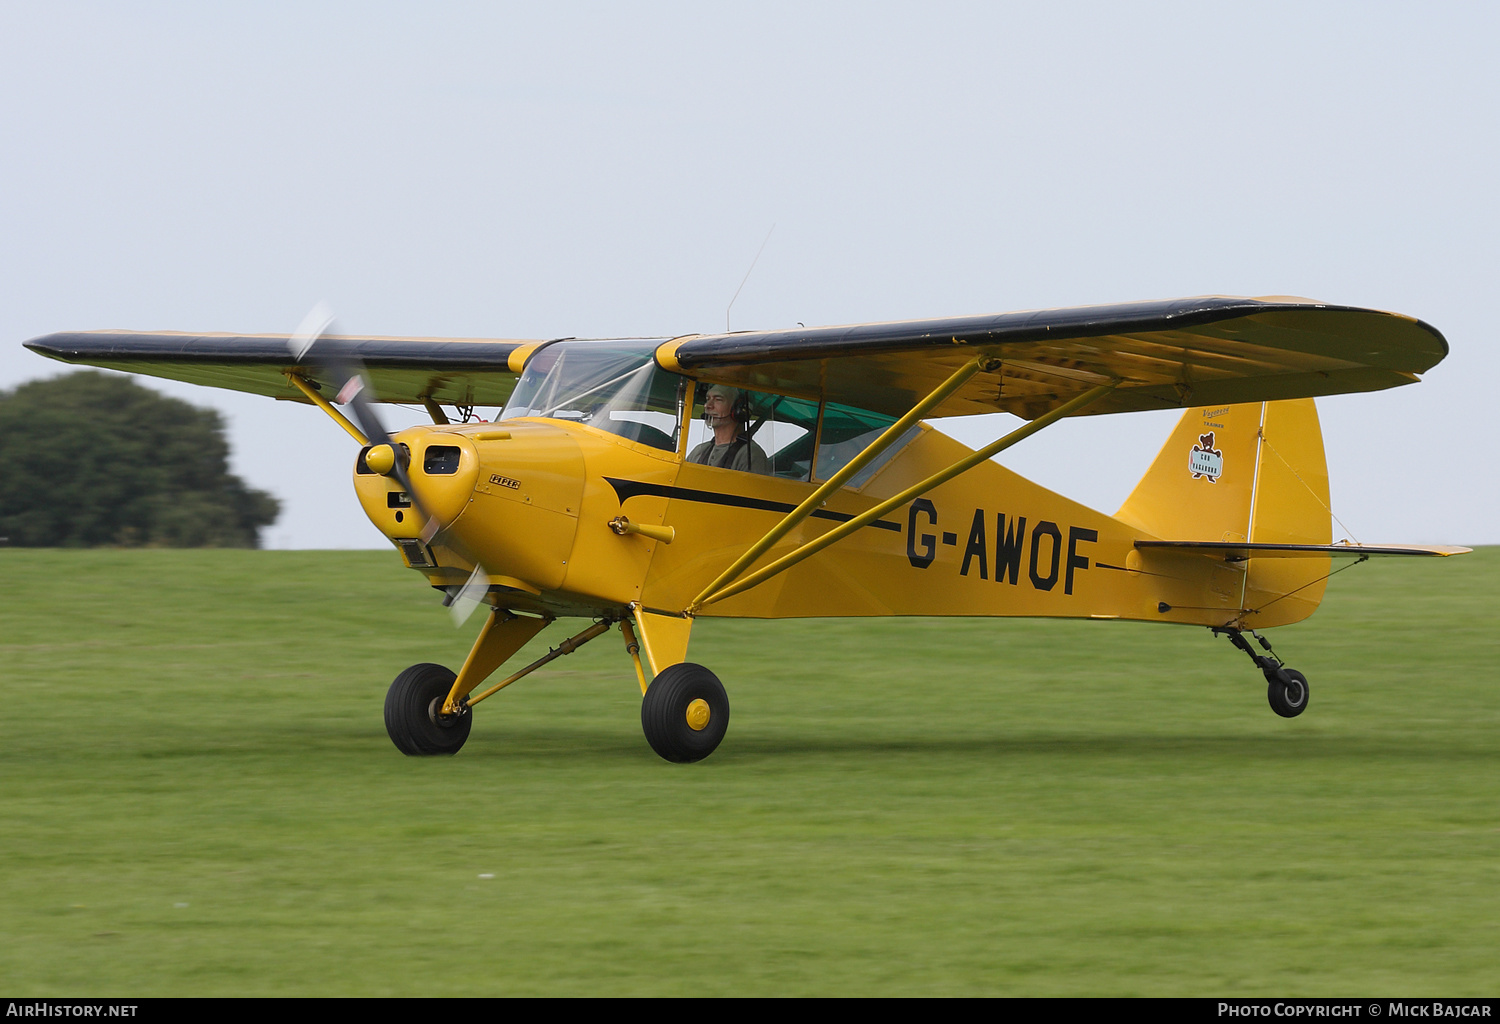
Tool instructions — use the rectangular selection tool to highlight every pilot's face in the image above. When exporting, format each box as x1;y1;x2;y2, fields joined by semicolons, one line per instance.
704;390;731;422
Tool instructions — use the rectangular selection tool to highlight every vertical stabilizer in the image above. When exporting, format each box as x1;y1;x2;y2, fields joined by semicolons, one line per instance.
1116;403;1263;544
1116;400;1333;627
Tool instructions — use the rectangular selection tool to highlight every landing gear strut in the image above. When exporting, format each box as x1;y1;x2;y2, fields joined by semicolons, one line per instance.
1214;627;1310;718
381;609;730;762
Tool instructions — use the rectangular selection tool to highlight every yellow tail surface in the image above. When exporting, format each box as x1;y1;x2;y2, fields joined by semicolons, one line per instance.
1116;400;1333;627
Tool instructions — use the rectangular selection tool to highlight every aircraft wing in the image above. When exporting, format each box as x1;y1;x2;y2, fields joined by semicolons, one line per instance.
22;329;547;408
654;296;1449;420
25;296;1448;421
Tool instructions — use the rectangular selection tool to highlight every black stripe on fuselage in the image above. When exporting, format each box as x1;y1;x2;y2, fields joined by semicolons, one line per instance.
604;478;902;533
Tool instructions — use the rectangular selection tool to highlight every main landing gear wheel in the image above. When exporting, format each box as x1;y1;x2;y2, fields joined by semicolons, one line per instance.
385;663;472;755
641;663;729;763
1266;668;1310;719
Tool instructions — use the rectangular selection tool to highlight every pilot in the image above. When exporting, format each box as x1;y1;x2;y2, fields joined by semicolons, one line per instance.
687;384;770;474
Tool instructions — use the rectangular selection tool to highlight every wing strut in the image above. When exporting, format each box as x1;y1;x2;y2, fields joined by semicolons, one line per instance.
687;379;1119;614
284;372;369;446
687;355;996;611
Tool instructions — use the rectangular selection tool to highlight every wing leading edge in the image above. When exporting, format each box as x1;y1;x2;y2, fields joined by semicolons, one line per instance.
23;330;549;408
654;296;1449;421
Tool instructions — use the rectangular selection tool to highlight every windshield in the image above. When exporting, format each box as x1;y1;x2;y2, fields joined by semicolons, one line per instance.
501;340;683;451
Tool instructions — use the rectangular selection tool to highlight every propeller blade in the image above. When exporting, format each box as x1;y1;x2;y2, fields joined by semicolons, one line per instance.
289;302;336;361
289;304;483;614
448;564;492;627
287;305;439;537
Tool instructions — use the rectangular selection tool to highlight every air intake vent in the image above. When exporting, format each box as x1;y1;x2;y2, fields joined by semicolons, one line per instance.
424;445;461;475
394;539;434;568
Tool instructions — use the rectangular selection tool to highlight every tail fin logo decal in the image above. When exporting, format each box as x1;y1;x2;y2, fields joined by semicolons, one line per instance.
1190;432;1224;481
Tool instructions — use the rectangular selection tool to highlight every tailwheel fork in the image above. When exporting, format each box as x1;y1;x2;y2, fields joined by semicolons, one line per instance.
1213;627;1309;718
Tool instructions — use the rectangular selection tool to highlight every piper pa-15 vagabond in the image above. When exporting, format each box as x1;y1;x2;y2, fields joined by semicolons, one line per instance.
25;295;1469;761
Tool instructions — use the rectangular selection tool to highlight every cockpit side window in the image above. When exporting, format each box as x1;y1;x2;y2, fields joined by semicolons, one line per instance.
814;402;918;489
685;383;819;480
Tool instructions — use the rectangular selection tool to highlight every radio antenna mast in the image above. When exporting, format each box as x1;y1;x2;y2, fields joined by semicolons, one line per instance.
726;223;775;332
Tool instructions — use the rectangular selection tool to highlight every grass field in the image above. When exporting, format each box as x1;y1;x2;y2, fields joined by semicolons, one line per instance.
0;547;1496;996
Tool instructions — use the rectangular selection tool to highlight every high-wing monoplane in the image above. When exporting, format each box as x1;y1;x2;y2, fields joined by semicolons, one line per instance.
25;295;1470;761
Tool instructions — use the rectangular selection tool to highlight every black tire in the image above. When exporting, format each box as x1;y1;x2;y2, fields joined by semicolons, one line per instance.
641;663;729;763
384;663;472;755
1267;668;1310;719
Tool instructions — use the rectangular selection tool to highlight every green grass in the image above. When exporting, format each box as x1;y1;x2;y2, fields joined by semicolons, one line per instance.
1;548;1496;995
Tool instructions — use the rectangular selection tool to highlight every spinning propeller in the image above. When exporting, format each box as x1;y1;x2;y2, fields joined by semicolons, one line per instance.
289;304;491;626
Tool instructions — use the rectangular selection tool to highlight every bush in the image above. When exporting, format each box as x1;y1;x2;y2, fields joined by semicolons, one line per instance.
0;371;280;547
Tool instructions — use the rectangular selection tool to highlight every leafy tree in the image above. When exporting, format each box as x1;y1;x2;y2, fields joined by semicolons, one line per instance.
0;371;280;547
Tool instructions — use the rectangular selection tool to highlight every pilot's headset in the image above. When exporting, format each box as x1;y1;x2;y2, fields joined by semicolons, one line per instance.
702;384;751;430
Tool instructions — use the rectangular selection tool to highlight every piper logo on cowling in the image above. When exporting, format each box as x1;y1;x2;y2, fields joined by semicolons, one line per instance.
1190;432;1223;481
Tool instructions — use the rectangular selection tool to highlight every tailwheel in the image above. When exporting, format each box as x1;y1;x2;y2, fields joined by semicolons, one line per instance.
1214;627;1311;720
641;663;729;763
1266;668;1310;719
384;663;473;755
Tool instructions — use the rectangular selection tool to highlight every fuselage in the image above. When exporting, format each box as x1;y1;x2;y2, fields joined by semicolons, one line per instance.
352;341;1327;629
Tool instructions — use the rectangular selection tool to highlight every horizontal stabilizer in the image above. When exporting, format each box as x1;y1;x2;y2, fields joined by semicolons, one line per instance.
1136;540;1472;561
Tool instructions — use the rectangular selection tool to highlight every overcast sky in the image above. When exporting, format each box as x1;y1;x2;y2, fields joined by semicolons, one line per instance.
2;2;1495;548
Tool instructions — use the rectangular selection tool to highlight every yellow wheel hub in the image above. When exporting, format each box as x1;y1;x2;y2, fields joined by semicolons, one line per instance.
685;698;711;731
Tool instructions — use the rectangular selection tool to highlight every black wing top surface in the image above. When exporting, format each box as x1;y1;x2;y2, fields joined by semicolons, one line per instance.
657;296;1448;420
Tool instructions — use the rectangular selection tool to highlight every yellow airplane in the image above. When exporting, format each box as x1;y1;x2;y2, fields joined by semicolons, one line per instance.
25;295;1470;762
